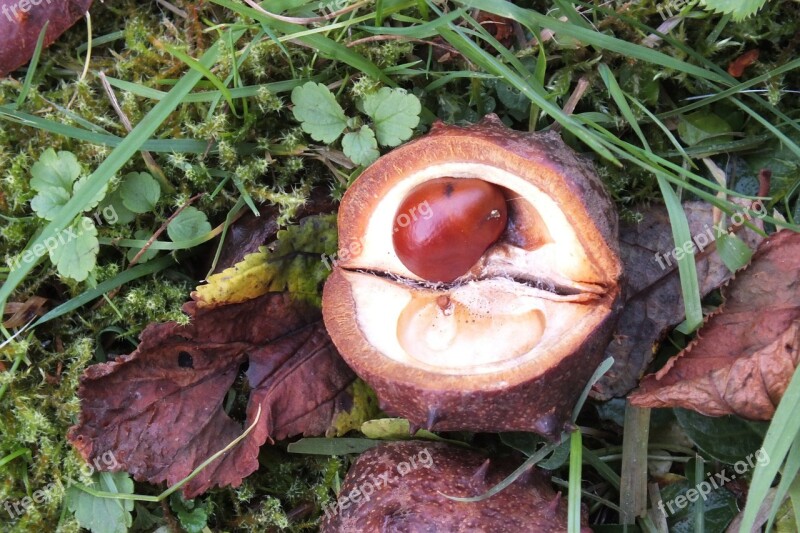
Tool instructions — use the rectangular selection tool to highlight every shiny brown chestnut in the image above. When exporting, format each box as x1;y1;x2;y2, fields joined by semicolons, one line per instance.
392;177;508;282
322;115;623;438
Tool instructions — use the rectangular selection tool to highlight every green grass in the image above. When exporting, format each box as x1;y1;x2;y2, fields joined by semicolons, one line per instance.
0;0;799;531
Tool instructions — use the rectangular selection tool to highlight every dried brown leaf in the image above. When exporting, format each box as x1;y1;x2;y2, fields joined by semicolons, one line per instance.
629;230;800;419
67;292;355;497
2;295;47;327
593;201;765;399
210;188;335;274
0;0;93;77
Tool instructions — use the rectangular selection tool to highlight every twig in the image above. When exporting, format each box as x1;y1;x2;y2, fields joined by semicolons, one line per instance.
155;0;188;19
127;193;205;268
98;72;174;192
552;75;591;132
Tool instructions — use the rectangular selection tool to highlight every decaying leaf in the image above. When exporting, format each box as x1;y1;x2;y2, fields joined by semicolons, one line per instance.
68;292;356;497
210;189;335;273
193;213;337;308
593;201;764;399
2;295;48;328
629;230;800;419
727;49;760;78
0;0;93;77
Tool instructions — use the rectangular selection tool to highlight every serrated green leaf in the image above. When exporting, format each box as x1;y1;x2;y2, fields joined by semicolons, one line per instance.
49;217;99;282
66;471;134;533
30;148;81;193
342;126;380;166
126;230;159;264
119;172;161;213
701;0;767;21
31;187;72;221
291;82;348;143
362;87;421;147
167;207;212;242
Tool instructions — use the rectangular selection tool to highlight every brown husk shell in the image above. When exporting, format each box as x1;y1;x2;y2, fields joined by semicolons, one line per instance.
321;441;590;533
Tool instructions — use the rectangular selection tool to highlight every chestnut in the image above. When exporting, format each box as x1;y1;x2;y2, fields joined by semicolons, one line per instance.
322;115;623;438
321;441;589;532
392;177;508;283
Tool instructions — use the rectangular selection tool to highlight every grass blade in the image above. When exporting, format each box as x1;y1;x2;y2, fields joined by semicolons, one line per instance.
31;255;176;328
739;364;800;532
16;22;49;108
765;432;800;531
0;31;241;313
569;429;583;533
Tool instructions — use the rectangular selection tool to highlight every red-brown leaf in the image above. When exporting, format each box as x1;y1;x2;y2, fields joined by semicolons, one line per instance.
67;292;355;497
727;49;760;78
0;0;93;77
593;201;765;399
629;230;800;419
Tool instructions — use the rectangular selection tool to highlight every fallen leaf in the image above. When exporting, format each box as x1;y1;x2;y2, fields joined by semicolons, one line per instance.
193;213;338;308
727;49;760;78
2;295;48;328
210;188;334;274
630;230;800;419
593;201;765;399
475;12;515;48
68;292;355;497
0;0;93;77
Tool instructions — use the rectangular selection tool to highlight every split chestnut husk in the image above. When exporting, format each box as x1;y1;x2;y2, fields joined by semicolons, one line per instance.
322;115;623;438
321;441;590;532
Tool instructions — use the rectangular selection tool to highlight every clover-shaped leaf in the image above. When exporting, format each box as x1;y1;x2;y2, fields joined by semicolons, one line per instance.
362;87;421;147
126;230;159;264
167;206;211;242
342;126;380;166
291;82;348;144
49;217;99;282
66;471;134;533
30;148;81;192
119;172;161;213
31;187;72;220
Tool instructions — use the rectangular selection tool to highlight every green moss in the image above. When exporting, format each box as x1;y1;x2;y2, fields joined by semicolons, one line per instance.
0;0;797;531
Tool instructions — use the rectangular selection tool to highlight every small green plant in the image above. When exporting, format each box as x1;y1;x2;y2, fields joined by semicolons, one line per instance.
290;82;421;166
25;149;109;281
701;0;769;21
25;150;172;280
66;471;135;533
